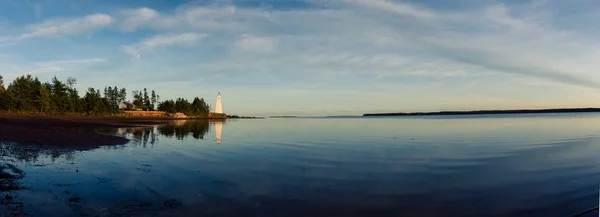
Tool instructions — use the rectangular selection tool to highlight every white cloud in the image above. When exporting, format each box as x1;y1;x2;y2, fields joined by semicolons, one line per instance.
1;57;109;83
37;58;107;66
19;13;113;39
5;1;600;114
343;0;436;18
117;5;269;32
120;7;158;31
121;46;141;59
233;35;278;53
26;66;63;75
122;33;208;59
23;58;108;75
141;33;205;48
155;2;600;89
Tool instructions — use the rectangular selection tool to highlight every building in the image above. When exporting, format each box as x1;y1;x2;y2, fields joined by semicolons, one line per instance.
118;101;136;110
215;92;223;114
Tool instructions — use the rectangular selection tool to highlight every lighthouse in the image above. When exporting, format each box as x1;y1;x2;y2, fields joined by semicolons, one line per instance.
215;92;223;114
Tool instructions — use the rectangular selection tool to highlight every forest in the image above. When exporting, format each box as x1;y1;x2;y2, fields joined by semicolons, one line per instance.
0;74;211;117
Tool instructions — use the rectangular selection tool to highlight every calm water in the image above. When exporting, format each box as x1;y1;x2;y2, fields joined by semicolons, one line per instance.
2;114;600;216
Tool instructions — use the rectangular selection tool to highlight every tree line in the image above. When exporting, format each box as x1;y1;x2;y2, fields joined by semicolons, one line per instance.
0;74;212;117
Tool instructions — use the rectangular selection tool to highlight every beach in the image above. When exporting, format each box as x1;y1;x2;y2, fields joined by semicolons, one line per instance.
0;115;175;148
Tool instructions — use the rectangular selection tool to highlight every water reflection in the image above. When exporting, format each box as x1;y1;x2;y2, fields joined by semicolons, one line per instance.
215;120;223;144
3;115;600;216
0;120;226;164
0;142;77;163
119;119;225;144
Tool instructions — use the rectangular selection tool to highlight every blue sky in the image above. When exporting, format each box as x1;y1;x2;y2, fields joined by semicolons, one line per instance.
1;0;600;116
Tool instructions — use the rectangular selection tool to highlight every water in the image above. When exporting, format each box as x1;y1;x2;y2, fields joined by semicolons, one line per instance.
2;113;600;216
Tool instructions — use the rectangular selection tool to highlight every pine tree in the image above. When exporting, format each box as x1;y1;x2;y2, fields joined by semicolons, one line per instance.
151;90;156;111
119;88;127;102
66;77;79;112
51;76;69;113
0;74;4;93
143;88;151;111
38;83;53;112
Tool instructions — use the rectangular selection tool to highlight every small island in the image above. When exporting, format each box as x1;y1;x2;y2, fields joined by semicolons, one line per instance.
227;115;265;119
363;108;600;116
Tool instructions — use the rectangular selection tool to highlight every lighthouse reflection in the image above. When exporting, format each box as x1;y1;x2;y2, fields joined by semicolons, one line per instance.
215;120;223;144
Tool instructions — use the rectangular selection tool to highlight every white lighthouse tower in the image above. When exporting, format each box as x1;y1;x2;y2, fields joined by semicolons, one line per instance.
215;92;223;114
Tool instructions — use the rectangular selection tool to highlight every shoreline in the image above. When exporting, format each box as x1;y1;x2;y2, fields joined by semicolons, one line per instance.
0;115;219;149
363;108;600;116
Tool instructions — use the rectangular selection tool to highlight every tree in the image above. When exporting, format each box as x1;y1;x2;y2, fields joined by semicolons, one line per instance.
66;77;76;90
151;90;157;111
7;75;42;111
84;88;99;115
51;76;69;113
175;98;192;115
119;88;127;103
132;90;143;109
0;91;15;111
113;86;118;104
158;99;176;113
37;83;54;112
191;97;210;117
104;86;113;104
143;88;151;111
65;77;80;112
0;74;4;93
84;87;114;114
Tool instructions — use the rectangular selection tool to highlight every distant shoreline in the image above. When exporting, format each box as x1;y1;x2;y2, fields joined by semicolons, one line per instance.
363;108;600;116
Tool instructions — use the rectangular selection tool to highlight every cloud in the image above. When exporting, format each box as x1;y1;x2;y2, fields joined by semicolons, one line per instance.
122;33;208;59
36;58;107;66
0;57;109;86
121;46;141;59
116;5;268;32
27;58;108;75
5;1;600;114
233;35;278;53
120;7;158;31
19;13;113;39
25;66;63;76
141;33;205;48
343;0;436;18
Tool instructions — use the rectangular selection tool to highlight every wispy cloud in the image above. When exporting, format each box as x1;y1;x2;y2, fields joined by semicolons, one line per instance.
233;35;278;54
117;4;267;32
120;7;158;32
122;33;208;59
19;13;114;39
7;57;109;78
343;0;436;18
25;66;63;76
121;46;141;59
36;58;107;66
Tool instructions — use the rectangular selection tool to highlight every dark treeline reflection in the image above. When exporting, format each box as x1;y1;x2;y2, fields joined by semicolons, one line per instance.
0;120;225;163
117;119;224;144
94;120;217;146
157;120;211;140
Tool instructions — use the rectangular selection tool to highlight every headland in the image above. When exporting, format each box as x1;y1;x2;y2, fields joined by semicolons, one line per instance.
363;108;600;116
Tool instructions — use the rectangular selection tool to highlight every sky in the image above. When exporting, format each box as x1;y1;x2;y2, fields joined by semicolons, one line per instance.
1;0;600;116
